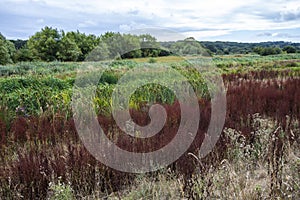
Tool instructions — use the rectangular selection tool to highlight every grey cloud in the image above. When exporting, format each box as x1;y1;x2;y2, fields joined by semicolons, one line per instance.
280;33;300;39
0;0;161;38
127;10;139;15
278;7;300;21
171;27;229;32
229;2;300;23
257;32;300;39
257;8;300;22
1;0;300;41
257;32;272;37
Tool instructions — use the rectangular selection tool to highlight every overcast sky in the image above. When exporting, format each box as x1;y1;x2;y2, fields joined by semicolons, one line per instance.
1;0;300;42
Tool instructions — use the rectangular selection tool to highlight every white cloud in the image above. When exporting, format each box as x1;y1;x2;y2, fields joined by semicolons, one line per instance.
78;20;98;28
183;30;231;39
36;18;44;23
119;22;148;32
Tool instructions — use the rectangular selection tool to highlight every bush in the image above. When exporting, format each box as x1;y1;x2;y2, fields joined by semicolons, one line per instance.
49;181;74;200
253;46;282;56
148;58;157;63
283;46;297;54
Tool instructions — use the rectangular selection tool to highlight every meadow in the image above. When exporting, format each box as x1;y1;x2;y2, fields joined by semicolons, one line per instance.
0;54;299;199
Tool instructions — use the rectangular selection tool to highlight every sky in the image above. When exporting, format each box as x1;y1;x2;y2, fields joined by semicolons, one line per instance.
1;0;300;42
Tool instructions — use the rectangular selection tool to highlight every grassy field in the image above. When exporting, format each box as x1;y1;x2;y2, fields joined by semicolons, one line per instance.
0;54;299;199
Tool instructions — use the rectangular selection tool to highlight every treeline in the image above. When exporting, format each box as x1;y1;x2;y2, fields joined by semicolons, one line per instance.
199;41;300;55
1;27;300;65
0;27;174;65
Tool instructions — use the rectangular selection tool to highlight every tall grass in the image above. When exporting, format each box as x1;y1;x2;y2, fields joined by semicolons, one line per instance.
0;58;299;198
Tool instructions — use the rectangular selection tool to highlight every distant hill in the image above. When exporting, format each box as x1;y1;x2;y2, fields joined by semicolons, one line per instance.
161;40;300;55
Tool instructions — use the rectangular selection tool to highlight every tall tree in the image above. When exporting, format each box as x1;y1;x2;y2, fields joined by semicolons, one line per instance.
139;34;161;57
57;34;81;61
0;34;16;65
27;26;61;61
101;32;141;59
170;38;210;56
13;47;34;62
85;41;110;61
283;45;297;53
0;39;11;65
65;31;99;61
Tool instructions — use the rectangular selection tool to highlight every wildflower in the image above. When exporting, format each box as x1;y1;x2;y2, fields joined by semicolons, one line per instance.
15;106;29;117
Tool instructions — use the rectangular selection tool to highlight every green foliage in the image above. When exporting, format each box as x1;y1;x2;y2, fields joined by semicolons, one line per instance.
102;32;141;59
57;34;81;61
0;62;79;77
139;34;162;57
170;38;211;56
212;53;300;69
0;60;214;116
148;58;157;63
0;53;299;117
13;47;34;62
0;39;12;65
283;45;297;53
3;27;300;64
64;31;100;61
6;28;300;63
0;76;72;115
5;40;16;60
85;42;110;61
0;35;16;65
10;39;27;49
49;181;74;200
99;70;119;84
26;28;101;62
196;41;300;55
253;46;282;56
109;59;138;68
27;26;61;61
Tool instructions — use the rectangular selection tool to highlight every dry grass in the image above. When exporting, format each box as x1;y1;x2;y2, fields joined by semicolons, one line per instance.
80;115;299;199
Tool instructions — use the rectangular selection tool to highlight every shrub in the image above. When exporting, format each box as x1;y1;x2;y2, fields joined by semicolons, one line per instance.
148;58;157;63
49;181;74;200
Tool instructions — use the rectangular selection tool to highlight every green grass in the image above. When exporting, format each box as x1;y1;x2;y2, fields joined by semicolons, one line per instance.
1;53;299;77
129;55;185;63
0;53;299;119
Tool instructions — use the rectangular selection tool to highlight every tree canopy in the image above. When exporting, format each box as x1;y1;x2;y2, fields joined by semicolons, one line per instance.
0;34;16;65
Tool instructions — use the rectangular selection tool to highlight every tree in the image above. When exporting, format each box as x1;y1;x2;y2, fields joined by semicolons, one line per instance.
170;38;210;56
253;46;282;56
27;26;61;61
253;46;263;55
139;34;161;57
0;39;11;65
64;31;99;61
85;42;110;61
101;32;141;59
0;34;16;65
5;40;16;62
283;45;297;54
13;47;34;62
122;34;142;58
10;39;27;49
205;44;218;54
57;34;81;61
